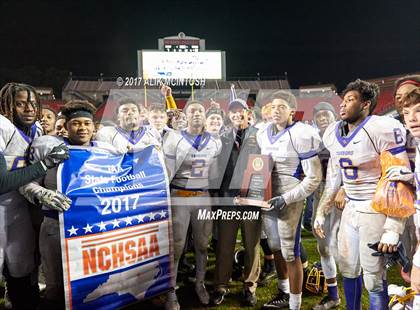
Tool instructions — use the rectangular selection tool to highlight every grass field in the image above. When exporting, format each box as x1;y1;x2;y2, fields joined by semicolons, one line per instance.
133;229;405;310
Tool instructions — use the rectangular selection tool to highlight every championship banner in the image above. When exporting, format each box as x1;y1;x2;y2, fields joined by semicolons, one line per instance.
58;145;172;310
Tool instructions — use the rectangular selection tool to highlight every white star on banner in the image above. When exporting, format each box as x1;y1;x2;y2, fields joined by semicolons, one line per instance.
68;226;78;236
158;210;167;218
149;212;157;220
124;217;133;225
97;221;107;231
111;219;120;228
136;214;146;223
83;223;93;233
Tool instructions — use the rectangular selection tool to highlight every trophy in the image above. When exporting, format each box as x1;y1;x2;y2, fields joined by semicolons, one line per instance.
234;154;272;208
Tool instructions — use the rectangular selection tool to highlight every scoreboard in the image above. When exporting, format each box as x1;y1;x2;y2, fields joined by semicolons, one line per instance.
158;32;205;52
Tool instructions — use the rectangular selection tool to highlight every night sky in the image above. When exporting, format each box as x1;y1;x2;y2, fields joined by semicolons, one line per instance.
0;0;419;95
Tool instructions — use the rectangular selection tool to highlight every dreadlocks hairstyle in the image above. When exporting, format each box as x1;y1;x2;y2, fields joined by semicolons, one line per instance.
61;100;97;120
0;82;42;122
342;79;380;114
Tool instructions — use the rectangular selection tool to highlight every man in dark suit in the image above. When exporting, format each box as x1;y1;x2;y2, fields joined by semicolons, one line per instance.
210;98;262;307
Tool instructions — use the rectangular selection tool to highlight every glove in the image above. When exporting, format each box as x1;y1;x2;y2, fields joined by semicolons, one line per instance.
313;214;326;239
267;195;286;212
42;144;70;168
385;166;414;184
35;189;72;212
368;241;411;273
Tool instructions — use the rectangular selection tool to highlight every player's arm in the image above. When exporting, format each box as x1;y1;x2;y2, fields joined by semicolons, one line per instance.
19;138;71;212
281;154;322;205
380;149;409;253
160;84;177;110
375;119;410;252
162;132;177;181
314;156;343;238
0;152;47;195
268;129;322;210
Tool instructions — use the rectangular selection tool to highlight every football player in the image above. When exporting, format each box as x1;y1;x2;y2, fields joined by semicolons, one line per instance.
54;113;68;137
149;104;170;138
95;98;161;151
21;100;117;309
314;79;409;309
0;114;68;193
401;87;420;308
0;82;46;309
310;102;341;310
40;107;57;136
163;101;221;309
258;90;322;310
205;107;225;136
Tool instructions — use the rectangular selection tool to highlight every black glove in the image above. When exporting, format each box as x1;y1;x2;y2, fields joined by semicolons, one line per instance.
267;195;286;212
368;241;412;273
42;144;69;168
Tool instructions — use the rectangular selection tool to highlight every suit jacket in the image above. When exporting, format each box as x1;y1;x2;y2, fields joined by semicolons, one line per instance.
210;126;260;199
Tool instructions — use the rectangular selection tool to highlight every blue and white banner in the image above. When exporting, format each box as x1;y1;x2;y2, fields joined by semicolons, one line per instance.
58;145;172;310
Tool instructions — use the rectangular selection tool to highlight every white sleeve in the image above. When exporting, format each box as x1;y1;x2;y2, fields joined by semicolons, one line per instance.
19;135;62;203
294;125;322;160
372;118;409;237
256;127;265;148
282;126;322;205
94;127;113;144
0;115;15;152
282;155;322;205
316;156;343;217
372;117;406;153
162;132;178;181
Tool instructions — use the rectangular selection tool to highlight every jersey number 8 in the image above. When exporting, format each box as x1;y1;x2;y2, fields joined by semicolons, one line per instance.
339;158;358;180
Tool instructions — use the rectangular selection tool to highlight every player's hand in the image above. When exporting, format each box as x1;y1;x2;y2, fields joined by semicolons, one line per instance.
334;187;346;210
36;189;72;212
385;166;414;184
42;144;69;168
210;99;220;109
314;215;326;239
378;231;399;253
267;195;286;212
411;264;420;293
160;84;172;97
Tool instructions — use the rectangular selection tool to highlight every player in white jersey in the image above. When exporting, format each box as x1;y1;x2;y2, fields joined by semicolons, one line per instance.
0;113;68;195
400;87;420;308
163;101;221;309
258;90;322;310
0;82;50;309
95;98;161;151
20;100;119;309
310;102;342;310
314;79;410;310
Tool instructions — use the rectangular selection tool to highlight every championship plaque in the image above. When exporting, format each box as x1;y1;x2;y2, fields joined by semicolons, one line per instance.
235;154;272;208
